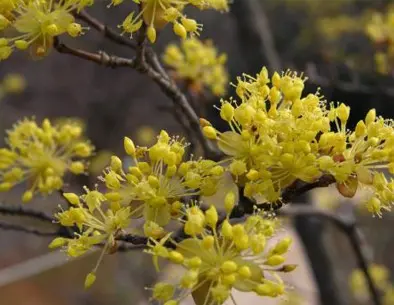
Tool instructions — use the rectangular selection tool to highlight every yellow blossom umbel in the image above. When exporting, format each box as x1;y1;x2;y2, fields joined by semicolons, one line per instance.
119;0;230;43
202;66;394;216
100;130;224;228
163;37;229;96
146;203;294;305
0;0;88;61
51;187;133;287
0;118;94;201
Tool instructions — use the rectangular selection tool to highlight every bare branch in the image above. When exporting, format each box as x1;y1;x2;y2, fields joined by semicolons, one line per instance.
75;10;137;50
0;204;54;222
54;37;136;68
55;13;220;159
280;206;382;305
140;60;221;160
0;221;60;236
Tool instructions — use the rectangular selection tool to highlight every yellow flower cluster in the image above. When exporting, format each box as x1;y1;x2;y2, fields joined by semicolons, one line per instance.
365;6;394;75
202;67;394;216
146;200;294;305
163;38;229;96
119;0;229;43
50;187;133;287
350;264;394;304
57;130;223;231
102;130;223;227
0;0;88;60
52;130;224;285
0;118;94;201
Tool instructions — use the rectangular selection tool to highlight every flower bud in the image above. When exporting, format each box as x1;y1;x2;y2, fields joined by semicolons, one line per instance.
224;191;236;214
221;260;238;274
202;126;217;139
70;161;85;174
181;18;197;32
220;102;234;122
14;40;29;50
337;103;350;122
205;205;218;227
49;237;67;249
173;22;187;39
147;26;157;43
265;255;285;266
84;272;96;289
124;137;136;156
22;190;33;203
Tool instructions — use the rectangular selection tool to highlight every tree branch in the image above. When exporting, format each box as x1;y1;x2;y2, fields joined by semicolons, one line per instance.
280;206;382;305
53;37;136;68
0;204;54;223
229;174;336;218
140;60;221;160
0;221;60;236
75;10;137;50
55;13;221;160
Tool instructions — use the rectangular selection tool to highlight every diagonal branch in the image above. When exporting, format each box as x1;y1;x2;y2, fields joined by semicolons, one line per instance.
54;14;220;160
140;58;222;160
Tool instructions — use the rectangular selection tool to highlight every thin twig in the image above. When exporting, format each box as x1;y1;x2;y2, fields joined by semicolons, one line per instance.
141;61;221;160
0;204;54;222
54;14;220;159
53;37;136;68
280;206;382;305
75;10;137;50
0;221;59;236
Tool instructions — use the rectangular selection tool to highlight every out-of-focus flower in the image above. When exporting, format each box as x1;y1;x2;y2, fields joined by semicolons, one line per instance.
0;73;26;94
163;38;229;96
0;118;94;201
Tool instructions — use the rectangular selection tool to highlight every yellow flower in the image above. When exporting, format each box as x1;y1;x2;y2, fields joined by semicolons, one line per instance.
119;0;229;43
146;203;294;304
163;38;229;96
0;118;94;201
0;0;87;61
100;130;224;228
202;66;394;216
52;187;134;286
203;68;327;202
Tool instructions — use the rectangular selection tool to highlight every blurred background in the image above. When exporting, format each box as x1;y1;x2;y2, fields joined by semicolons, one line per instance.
1;0;394;304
